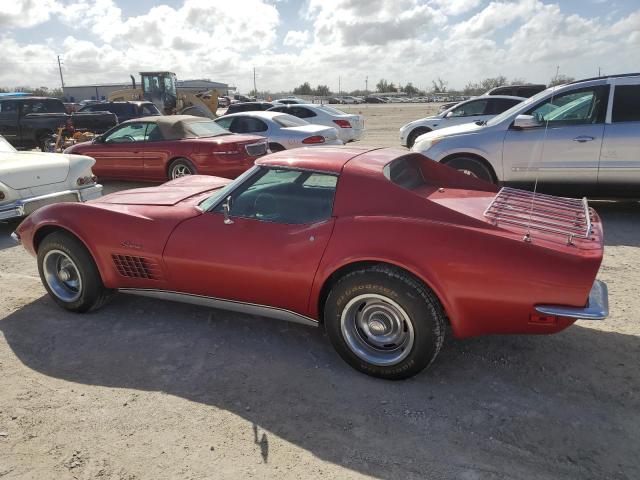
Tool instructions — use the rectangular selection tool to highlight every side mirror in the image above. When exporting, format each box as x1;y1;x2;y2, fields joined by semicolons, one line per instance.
445;111;454;118
93;135;103;143
512;114;541;129
223;196;234;224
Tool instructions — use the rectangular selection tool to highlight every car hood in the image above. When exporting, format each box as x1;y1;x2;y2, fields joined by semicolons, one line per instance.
0;151;94;190
95;175;231;206
419;121;484;141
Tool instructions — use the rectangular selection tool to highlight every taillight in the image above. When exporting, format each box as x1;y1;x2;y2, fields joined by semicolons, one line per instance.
333;119;352;128
302;135;325;144
77;175;96;186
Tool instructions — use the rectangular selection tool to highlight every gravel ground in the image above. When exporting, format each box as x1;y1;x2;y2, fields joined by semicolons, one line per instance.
0;103;638;480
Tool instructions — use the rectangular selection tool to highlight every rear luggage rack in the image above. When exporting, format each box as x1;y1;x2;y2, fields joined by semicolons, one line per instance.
484;187;593;244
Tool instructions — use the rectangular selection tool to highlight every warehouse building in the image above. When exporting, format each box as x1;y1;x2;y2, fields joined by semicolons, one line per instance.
63;79;233;102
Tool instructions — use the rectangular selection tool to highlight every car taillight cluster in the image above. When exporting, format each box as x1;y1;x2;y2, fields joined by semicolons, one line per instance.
333;119;352;128
302;135;326;144
77;175;97;186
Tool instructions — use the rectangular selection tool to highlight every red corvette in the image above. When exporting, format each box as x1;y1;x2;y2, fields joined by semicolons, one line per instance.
64;115;268;181
13;147;608;379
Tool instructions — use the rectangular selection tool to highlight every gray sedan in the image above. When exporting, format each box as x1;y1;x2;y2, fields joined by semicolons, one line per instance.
412;73;640;196
215;111;342;151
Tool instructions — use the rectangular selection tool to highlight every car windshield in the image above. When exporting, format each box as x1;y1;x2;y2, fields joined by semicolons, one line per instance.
199;166;260;211
318;105;347;116
485;87;556;126
0;136;16;153
187;120;232;137
273;114;308;128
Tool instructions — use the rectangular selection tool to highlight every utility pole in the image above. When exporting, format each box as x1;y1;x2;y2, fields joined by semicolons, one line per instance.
338;76;341;95
253;67;257;96
598;67;601;77
365;76;368;94
57;55;65;92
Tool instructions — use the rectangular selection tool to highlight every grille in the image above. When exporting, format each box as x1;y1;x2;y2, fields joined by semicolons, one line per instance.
245;142;268;157
112;254;161;280
484;187;593;242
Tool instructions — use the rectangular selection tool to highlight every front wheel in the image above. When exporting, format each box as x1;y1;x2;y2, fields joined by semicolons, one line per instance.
407;127;431;148
168;158;197;180
37;231;111;312
324;265;446;380
443;156;496;183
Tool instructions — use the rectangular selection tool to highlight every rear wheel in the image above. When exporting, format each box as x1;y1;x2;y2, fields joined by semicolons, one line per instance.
407;127;431;148
168;158;197;180
37;231;111;312
443;156;496;183
324;265;446;380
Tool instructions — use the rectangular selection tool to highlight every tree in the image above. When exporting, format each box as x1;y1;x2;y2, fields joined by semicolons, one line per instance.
431;78;448;93
376;79;390;93
402;82;421;96
549;74;575;87
315;84;330;96
293;82;313;95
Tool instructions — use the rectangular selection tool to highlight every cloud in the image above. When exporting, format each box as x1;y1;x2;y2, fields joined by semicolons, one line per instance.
0;0;62;28
431;0;484;16
283;30;310;46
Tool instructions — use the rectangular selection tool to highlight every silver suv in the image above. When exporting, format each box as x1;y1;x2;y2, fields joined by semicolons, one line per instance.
411;73;640;196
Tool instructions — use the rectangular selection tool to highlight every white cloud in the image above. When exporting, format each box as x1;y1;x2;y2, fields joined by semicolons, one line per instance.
431;0;484;16
283;30;310;47
0;0;62;28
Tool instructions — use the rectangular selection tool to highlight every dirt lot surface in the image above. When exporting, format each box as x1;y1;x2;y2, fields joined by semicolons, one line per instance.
1;104;638;479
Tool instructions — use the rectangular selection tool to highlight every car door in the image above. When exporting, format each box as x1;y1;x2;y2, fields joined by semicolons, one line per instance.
139;122;174;181
502;85;608;187
443;99;490;127
163;167;338;315
81;123;146;179
597;82;640;190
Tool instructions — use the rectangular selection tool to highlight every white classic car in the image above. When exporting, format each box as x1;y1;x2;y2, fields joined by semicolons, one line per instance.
0;135;102;220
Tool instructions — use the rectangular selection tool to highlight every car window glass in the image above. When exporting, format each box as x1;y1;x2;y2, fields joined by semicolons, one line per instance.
215;117;233;129
144;123;164;142
450;100;488;117
527;87;606;125
0;101;18;114
216;168;338;225
488;98;522;115
273;114;308;127
142;104;161;116
295;107;317;118
104;123;146;143
612;85;640;123
230;117;268;133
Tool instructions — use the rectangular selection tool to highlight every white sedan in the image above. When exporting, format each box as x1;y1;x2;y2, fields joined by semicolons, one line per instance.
268;104;364;143
0;135;102;221
215;111;342;152
399;95;525;147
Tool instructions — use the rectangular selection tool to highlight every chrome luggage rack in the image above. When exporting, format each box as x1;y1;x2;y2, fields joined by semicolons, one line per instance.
484;187;593;244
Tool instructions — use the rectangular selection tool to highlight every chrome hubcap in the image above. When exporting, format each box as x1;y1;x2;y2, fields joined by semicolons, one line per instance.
460;169;478;178
43;250;82;302
340;294;414;366
172;164;192;179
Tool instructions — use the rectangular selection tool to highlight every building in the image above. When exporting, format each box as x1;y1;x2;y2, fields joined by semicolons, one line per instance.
63;79;233;102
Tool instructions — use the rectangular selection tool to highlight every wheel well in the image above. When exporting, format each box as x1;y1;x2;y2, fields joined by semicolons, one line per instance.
317;260;447;325
408;126;431;144
441;152;497;183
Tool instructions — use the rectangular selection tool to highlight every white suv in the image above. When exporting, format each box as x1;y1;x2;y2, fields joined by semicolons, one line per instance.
412;73;640;196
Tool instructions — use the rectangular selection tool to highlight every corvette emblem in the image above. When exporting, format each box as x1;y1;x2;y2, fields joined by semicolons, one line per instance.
120;240;143;250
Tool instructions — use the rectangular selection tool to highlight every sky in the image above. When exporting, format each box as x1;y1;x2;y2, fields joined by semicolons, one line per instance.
0;0;638;94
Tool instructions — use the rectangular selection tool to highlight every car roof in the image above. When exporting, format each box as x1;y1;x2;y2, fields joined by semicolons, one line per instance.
256;146;381;174
466;95;526;101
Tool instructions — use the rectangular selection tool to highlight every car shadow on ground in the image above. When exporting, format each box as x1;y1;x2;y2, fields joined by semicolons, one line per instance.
590;200;640;247
1;293;638;479
0;219;21;251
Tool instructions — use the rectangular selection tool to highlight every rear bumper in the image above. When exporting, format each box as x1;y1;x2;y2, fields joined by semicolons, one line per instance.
535;280;609;321
0;184;103;220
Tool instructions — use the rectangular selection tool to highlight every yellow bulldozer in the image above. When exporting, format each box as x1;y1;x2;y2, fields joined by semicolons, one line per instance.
108;71;219;118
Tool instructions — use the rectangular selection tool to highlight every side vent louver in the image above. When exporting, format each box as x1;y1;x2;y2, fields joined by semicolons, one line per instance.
112;254;161;280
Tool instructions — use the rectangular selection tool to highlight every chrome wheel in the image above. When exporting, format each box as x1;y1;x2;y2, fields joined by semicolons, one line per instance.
43;250;83;302
171;163;192;179
340;294;415;366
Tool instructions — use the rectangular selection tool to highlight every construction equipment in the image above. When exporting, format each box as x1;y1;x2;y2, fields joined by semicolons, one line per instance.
108;72;219;118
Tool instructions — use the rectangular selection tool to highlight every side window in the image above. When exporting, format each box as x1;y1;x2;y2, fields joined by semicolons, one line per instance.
450;100;489;117
527;87;607;125
612;85;640;123
487;98;522;115
218;168;338;224
269;107;286;113
230;117;268;133
0;101;18;115
142;104;160;116
215;117;233;130
295;107;317;119
144;123;164;142
104;123;146;143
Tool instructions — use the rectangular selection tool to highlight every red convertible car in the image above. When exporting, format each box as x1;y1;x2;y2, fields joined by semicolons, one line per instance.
64;115;268;181
13;147;608;379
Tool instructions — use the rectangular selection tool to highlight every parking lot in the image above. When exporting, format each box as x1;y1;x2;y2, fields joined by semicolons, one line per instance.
0;103;638;479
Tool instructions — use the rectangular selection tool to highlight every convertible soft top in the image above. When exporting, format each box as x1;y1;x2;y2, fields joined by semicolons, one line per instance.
123;115;219;140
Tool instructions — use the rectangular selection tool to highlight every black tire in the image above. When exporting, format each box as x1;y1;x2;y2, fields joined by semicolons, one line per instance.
167;158;197;180
268;143;285;153
38;133;54;152
37;231;112;313
443;156;496;183
324;265;446;380
407;127;431;148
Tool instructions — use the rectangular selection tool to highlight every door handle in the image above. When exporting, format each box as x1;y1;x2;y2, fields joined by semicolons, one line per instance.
573;136;595;143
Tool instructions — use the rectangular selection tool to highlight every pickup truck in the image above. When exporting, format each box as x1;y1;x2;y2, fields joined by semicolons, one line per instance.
0;97;118;151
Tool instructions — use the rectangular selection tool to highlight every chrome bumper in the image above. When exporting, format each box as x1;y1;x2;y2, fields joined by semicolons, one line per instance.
0;184;103;221
535;280;609;320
